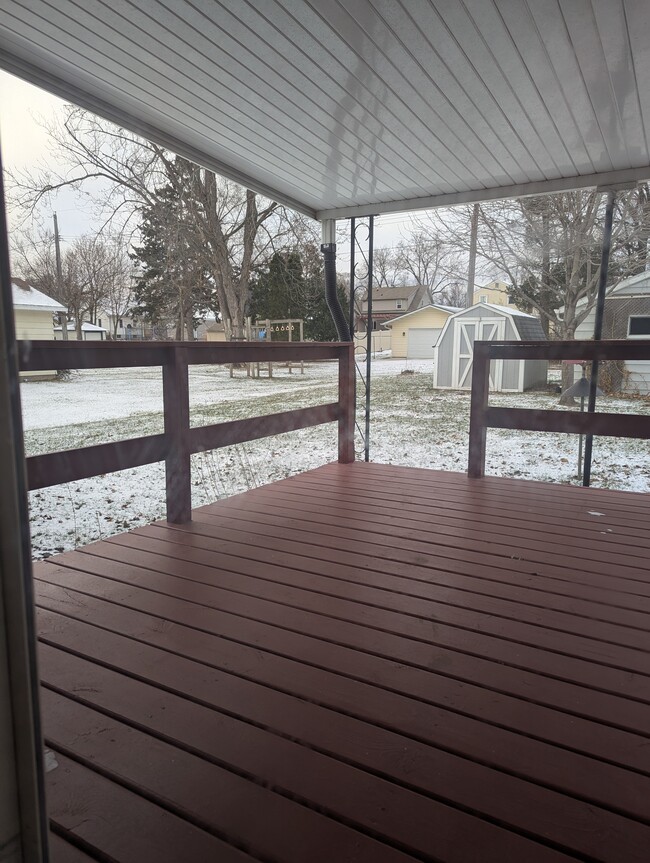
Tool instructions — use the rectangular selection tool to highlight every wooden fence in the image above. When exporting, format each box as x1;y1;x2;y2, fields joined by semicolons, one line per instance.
17;340;355;523
468;339;650;478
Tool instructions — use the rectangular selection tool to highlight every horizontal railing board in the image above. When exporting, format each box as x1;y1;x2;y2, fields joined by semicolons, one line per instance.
478;339;650;361
17;340;347;371
486;407;650;439
26;434;168;490
189;404;340;453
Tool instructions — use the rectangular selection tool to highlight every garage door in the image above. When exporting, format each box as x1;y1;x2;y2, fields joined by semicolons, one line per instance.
407;328;441;359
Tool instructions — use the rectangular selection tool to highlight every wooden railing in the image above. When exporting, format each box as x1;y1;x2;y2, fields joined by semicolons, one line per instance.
17;340;355;523
468;339;650;478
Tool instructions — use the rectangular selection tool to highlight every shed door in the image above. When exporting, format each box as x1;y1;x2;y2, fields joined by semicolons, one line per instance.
407;328;441;359
452;318;505;389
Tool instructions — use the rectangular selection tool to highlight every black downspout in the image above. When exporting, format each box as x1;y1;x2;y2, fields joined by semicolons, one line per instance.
582;190;616;487
321;242;351;342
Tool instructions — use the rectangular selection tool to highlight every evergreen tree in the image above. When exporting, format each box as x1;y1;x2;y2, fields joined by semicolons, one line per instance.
131;160;212;338
249;251;305;330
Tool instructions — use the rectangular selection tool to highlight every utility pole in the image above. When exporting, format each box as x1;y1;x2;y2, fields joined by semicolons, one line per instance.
466;203;479;308
53;212;67;340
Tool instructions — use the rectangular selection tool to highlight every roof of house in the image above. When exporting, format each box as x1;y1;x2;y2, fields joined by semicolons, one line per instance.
362;285;423;302
12;278;66;313
205;321;225;332
383;303;461;327
54;322;107;333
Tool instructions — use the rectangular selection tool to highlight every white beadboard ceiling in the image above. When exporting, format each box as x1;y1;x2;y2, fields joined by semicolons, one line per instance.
1;0;650;219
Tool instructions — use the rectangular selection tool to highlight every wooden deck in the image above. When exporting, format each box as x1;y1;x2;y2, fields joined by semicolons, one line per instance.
35;462;650;862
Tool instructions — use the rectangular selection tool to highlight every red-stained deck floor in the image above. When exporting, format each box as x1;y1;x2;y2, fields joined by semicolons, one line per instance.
36;462;650;862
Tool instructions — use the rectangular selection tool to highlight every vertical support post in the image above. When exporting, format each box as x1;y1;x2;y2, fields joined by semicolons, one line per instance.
162;346;191;523
349;217;356;337
364;215;374;462
583;190;616;487
0;147;49;862
338;343;356;463
468;341;490;478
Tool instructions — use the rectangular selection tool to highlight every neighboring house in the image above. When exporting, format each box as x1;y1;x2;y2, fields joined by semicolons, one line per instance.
12;278;65;380
472;280;514;307
54;322;107;341
198;320;227;342
572;270;650;394
382;304;460;359
434;303;548;392
357;284;427;331
96;311;145;340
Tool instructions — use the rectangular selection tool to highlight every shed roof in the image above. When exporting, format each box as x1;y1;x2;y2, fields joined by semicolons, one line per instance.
12;278;66;313
455;302;547;340
2;1;650;220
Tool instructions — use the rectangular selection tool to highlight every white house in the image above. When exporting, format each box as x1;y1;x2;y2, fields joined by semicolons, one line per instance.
571;271;650;394
12;278;66;380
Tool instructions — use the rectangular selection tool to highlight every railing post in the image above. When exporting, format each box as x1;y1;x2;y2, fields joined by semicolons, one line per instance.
338;343;356;463
162;346;191;523
468;341;490;478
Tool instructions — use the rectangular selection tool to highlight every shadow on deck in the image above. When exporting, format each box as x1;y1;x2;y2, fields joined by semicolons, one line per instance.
36;462;650;863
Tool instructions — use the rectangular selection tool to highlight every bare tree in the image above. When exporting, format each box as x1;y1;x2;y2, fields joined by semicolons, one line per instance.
394;230;464;302
7;106;304;337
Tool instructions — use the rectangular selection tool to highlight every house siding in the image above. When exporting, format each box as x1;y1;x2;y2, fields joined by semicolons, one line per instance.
388;307;453;358
14;308;58;379
574;295;650;393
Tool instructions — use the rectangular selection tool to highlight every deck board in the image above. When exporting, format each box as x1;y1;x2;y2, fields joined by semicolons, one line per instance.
36;463;650;862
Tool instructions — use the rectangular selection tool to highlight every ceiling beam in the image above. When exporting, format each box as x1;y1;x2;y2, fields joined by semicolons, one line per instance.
316;166;650;221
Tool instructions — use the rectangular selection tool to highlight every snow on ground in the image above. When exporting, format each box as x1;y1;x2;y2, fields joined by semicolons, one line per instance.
20;356;650;558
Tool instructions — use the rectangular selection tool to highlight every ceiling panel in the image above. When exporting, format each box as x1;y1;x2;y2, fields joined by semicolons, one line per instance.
1;0;649;219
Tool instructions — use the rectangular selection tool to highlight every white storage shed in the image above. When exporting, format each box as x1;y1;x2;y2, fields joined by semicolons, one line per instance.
434;303;548;392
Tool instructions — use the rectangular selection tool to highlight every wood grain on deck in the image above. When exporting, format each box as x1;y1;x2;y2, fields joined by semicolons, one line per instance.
35;463;650;862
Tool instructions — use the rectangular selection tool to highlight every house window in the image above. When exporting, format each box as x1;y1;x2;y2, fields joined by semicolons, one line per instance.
480;295;488;303
628;316;650;337
98;318;102;327
372;320;378;330
118;318;123;328
396;300;403;309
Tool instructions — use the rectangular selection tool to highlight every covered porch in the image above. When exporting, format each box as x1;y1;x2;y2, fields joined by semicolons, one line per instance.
2;2;650;862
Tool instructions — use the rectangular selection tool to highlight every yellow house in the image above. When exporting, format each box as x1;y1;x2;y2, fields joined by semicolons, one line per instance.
12;278;66;380
383;304;460;358
472;280;512;307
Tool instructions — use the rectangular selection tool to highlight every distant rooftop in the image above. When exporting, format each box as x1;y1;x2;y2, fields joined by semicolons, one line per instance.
12;278;66;313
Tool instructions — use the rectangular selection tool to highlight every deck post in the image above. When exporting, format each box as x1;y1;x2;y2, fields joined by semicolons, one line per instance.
162;346;191;523
468;341;490;478
338;344;356;463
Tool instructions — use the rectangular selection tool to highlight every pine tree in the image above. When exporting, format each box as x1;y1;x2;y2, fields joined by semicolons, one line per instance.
131;161;212;338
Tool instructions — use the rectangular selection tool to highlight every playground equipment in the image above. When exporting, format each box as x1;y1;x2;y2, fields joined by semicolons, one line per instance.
229;317;305;378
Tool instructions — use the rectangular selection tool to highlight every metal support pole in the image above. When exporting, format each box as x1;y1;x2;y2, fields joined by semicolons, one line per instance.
583;190;616;487
364;215;374;462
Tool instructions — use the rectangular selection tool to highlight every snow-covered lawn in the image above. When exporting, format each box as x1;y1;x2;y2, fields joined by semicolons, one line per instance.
20;356;650;558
